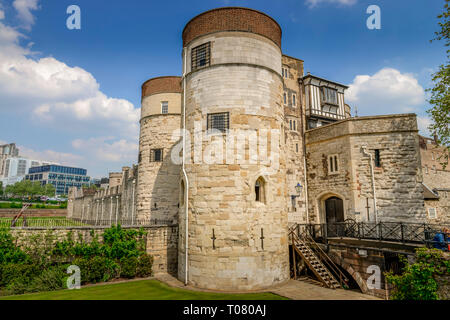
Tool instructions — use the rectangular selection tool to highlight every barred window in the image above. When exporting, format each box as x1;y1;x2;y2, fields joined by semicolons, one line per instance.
191;42;211;71
207;112;229;133
161;101;168;114
150;149;163;162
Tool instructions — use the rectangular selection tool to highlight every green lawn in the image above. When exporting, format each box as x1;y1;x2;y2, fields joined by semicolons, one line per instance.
0;217;87;228
0;279;288;300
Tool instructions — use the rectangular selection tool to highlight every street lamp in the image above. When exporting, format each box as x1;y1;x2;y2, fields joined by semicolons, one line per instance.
295;183;303;195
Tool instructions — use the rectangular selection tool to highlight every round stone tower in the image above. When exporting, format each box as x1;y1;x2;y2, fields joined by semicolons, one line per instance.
137;76;182;224
178;7;289;290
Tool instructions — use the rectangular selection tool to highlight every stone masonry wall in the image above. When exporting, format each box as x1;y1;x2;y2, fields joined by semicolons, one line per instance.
10;225;178;275
282;55;307;223
305;114;426;223
178;30;289;291
137;114;181;223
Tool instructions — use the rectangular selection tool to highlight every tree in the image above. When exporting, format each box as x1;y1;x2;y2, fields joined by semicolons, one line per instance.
385;248;450;300
43;184;56;197
427;0;450;166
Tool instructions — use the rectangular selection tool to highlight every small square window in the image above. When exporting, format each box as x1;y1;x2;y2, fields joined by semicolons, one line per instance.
428;208;437;219
207;112;229;133
191;42;211;71
150;149;163;162
161;101;168;114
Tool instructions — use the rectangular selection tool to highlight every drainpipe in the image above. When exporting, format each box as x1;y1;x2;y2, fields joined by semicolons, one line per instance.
182;47;190;286
361;146;378;224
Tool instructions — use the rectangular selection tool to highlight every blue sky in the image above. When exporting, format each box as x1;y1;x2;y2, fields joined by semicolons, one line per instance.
0;0;446;177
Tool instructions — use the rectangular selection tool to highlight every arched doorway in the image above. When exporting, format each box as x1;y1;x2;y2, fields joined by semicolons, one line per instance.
325;197;344;224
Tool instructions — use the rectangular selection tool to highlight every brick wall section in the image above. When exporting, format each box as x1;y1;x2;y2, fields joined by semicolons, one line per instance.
182;7;282;48
142;76;181;99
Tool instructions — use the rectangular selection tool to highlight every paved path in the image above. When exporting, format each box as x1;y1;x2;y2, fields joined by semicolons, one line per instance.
155;274;381;300
270;280;381;300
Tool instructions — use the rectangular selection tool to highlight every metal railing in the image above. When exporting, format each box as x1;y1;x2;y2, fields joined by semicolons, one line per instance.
289;228;350;288
0;217;175;229
291;221;447;246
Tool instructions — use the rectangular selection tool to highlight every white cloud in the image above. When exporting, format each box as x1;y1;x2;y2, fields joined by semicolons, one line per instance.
417;116;432;137
305;0;357;8
0;2;140;176
19;145;83;166
346;68;426;115
13;0;39;30
72;137;138;163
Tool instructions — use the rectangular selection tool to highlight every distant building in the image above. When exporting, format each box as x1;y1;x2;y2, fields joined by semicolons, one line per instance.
419;135;450;223
0;157;59;187
25;165;90;195
0;143;19;178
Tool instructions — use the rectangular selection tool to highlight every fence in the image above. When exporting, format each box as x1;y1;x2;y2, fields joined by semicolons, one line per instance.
0;217;175;229
291;221;448;246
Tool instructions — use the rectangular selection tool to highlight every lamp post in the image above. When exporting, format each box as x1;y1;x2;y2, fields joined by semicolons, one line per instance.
291;183;303;212
295;183;303;195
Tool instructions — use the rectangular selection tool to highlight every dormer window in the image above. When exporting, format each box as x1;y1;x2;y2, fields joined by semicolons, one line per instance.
321;87;338;105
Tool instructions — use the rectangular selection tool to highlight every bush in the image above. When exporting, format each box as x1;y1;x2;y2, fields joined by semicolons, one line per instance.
29;266;68;293
73;256;119;284
0;264;40;288
0;229;30;265
386;248;450;300
136;254;153;278
120;256;138;279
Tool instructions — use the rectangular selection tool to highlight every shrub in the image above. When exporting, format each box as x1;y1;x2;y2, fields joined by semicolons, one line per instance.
101;225;146;260
29;266;68;293
136;254;153;278
73;256;119;284
0;229;30;265
120;256;138;279
386;248;450;300
0;264;40;288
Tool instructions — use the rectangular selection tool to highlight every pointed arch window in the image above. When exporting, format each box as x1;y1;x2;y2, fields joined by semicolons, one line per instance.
255;177;266;203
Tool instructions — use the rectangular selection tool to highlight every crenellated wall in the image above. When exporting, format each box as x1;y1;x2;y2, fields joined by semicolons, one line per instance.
68;166;139;224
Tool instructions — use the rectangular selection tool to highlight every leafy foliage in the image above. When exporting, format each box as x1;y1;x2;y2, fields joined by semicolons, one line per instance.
3;180;56;198
386;248;450;300
427;0;450;166
0;229;30;265
0;226;153;296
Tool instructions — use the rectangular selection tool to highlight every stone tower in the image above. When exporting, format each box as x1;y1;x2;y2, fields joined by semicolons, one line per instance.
178;7;290;290
137;76;182;223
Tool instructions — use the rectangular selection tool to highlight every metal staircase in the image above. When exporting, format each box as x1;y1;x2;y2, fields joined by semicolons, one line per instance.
289;228;349;289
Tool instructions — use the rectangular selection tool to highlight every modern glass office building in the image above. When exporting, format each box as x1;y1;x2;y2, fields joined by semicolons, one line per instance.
25;165;90;195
